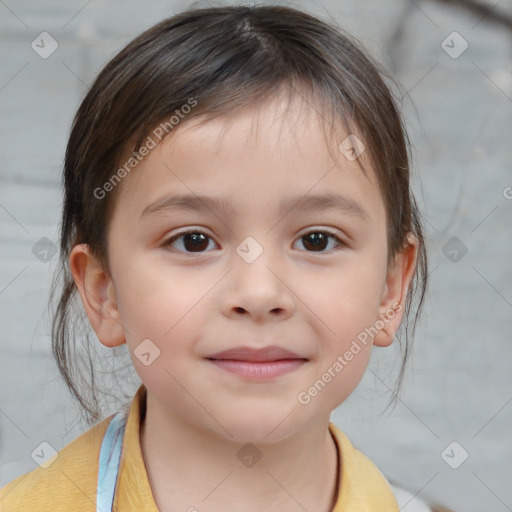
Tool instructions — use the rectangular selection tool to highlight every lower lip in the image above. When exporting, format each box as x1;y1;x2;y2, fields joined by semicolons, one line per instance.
207;359;306;379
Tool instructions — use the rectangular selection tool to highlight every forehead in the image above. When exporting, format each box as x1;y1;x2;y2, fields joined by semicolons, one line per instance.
111;92;386;226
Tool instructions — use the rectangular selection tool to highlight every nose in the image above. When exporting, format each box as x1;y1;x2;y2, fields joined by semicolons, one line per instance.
221;244;295;322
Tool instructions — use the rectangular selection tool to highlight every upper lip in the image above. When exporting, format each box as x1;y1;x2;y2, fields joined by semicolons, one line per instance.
207;345;307;362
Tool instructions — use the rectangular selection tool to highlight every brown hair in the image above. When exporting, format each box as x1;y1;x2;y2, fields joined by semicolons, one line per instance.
49;4;428;424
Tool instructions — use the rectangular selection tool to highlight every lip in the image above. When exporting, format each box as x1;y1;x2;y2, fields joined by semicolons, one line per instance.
207;345;305;362
206;345;308;380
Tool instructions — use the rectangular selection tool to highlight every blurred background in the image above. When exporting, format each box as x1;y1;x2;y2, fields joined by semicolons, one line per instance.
0;1;511;510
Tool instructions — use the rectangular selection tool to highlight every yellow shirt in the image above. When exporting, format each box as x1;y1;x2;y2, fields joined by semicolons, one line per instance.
0;384;399;511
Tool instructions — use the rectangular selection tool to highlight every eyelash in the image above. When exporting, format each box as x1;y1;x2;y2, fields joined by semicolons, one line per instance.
163;228;346;254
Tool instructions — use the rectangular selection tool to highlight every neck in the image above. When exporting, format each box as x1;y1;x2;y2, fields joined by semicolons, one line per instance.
140;391;339;512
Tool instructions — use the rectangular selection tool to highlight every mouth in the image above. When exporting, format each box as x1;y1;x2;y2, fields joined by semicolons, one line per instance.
206;345;308;380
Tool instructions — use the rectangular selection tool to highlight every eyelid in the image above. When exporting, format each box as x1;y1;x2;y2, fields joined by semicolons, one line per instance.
298;226;344;239
298;226;348;245
164;227;219;248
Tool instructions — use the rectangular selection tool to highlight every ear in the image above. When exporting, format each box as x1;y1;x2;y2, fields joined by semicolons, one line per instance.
373;234;419;348
69;244;125;348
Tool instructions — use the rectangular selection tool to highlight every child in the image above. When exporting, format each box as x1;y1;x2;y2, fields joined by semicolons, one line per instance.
0;4;429;511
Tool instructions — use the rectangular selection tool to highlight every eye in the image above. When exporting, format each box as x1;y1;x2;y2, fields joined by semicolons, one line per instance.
163;228;345;254
294;230;345;253
164;230;218;253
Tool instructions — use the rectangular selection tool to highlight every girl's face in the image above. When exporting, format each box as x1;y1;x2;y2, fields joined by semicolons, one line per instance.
72;92;416;442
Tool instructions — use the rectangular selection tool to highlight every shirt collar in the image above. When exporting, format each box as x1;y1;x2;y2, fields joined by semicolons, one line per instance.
114;383;159;511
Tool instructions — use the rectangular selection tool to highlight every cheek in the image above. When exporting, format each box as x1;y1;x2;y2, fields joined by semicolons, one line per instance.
299;254;384;401
308;258;385;340
113;255;210;355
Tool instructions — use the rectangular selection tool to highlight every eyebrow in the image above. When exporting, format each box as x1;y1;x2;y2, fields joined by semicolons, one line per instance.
140;192;369;221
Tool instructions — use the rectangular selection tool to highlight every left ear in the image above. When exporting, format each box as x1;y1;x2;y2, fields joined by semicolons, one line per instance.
373;234;419;347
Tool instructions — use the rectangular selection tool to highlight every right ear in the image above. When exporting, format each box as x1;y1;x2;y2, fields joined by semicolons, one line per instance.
69;244;125;348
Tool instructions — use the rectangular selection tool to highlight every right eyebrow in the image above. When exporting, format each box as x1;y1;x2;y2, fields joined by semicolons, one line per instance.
140;194;235;219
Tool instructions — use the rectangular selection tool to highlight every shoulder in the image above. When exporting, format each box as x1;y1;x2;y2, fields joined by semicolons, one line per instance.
329;422;400;511
0;414;113;512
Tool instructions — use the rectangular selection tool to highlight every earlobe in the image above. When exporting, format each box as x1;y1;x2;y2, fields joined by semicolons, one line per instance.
69;244;125;348
373;235;418;348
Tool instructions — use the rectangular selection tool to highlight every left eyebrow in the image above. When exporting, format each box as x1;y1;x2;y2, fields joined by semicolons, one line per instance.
278;193;370;221
140;192;370;222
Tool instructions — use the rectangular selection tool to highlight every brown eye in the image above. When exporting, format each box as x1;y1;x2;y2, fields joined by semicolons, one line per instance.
295;231;344;252
164;229;344;254
165;231;216;253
